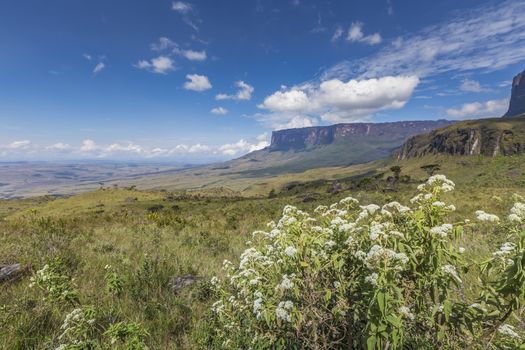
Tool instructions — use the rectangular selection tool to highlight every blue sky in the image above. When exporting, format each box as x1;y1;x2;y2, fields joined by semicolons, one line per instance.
1;0;524;161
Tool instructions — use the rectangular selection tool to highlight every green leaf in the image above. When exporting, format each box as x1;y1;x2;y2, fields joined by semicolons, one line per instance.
377;291;386;315
366;336;376;350
324;289;332;304
386;314;402;328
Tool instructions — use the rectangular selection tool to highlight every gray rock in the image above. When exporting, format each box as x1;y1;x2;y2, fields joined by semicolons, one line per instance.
169;275;202;293
0;263;28;283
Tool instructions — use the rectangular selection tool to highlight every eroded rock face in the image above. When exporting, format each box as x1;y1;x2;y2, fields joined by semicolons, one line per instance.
269;120;454;151
504;69;525;118
395;124;525;160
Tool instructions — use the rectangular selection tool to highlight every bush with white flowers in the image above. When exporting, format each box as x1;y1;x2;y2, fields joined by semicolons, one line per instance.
201;175;525;349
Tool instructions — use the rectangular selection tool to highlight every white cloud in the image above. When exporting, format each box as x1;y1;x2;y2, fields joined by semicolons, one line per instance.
0;135;272;160
211;107;228;115
184;74;212;91
322;0;525;80
446;98;508;118
459;79;489;93
259;89;311;113
171;1;192;13
83;53;92;61
216;81;254;101
93;62;105;74
346;22;382;45
46;143;71;151
218;138;269;156
80;139;98;152
257;75;419;128
181;49;207;61
135;56;175;74
6;140;31;150
151;37;176;51
150;37;207;61
171;1;200;31
331;26;344;42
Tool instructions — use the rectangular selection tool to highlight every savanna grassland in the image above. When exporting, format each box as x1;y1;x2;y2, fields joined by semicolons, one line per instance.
1;154;525;349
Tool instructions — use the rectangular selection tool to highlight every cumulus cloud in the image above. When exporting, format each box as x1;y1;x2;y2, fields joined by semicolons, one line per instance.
459;79;490;93
446;98;508;118
321;0;525;80
211;107;228;115
93;62;105;74
181;49;207;61
6;140;31;150
46;143;71;151
257;75;419;128
171;1;192;13
346;22;382;45
150;37;207;61
216;81;254;101
184;74;212;91
135;56;175;74
218;137;269;156
0;135;272;160
151;37;176;52
80;139;98;152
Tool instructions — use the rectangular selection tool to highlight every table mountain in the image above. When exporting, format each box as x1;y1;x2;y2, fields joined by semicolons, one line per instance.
504;68;525;118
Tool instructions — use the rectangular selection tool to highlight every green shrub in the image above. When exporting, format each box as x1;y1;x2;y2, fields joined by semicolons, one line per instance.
201;175;525;349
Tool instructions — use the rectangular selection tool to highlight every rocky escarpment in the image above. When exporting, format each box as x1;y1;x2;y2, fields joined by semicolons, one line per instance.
397;67;525;160
504;68;525;118
269;120;454;151
396;117;525;159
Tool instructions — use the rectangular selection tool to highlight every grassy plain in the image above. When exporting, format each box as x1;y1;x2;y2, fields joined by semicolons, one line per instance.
1;154;525;348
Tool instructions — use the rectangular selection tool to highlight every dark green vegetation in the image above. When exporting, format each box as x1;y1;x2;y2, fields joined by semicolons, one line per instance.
2;153;525;348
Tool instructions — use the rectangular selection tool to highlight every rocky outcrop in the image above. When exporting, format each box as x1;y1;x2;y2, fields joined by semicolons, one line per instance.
504;68;525;118
395;118;525;159
269;120;454;151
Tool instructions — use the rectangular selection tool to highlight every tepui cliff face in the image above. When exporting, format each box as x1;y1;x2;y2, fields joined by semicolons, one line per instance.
397;68;525;160
268;120;454;152
395;120;525;159
504;68;525;118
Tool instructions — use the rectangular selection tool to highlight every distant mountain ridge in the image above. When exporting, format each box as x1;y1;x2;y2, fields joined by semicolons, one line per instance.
269;120;454;152
220;119;454;175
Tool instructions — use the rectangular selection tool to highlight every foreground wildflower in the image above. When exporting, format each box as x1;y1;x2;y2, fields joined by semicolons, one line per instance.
203;175;525;350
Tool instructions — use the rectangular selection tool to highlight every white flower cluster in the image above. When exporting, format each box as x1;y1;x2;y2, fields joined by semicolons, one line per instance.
498;324;521;339
55;307;96;350
417;175;455;193
492;242;516;257
509;202;525;222
275;300;294;322
475;210;500;222
276;274;294;291
364;245;408;271
399;306;415;321
441;264;462;283
430;224;453;238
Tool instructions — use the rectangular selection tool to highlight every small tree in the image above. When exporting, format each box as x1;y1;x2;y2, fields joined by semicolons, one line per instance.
420;164;441;176
390;166;402;180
